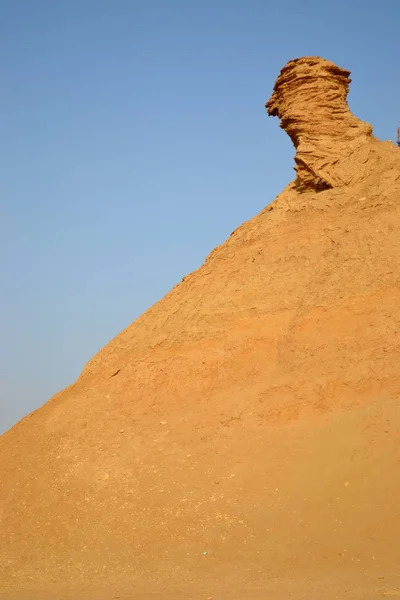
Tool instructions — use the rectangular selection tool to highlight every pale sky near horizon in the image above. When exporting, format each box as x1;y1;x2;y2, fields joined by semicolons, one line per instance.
1;0;399;434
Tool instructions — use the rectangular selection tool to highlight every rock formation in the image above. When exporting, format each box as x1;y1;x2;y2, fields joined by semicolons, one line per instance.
0;57;399;600
266;56;377;190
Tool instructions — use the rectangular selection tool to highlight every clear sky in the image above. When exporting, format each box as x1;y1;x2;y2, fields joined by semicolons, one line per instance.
1;0;399;434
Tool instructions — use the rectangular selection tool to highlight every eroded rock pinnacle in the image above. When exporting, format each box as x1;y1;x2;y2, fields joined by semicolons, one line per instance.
266;56;374;191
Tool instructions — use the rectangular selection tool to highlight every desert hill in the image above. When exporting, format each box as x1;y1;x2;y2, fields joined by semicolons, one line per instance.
1;57;400;600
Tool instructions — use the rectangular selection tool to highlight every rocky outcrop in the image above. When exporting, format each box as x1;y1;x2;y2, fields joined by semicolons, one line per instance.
1;57;400;600
266;56;375;191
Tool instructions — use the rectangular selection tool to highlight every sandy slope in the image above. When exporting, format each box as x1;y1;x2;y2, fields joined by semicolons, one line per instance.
1;57;400;599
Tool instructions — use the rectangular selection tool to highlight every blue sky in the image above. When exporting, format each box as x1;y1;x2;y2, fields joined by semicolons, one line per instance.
1;0;399;433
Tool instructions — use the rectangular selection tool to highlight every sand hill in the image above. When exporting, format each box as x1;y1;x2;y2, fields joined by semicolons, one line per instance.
1;57;400;600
